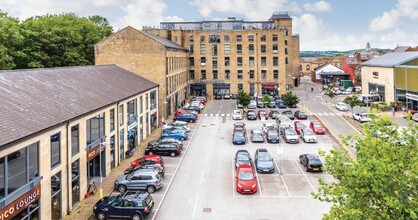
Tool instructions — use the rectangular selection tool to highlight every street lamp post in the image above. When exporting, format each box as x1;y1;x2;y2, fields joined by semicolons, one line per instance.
99;140;110;199
277;145;284;175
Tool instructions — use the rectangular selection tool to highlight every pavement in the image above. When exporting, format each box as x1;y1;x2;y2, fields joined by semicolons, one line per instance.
64;122;170;219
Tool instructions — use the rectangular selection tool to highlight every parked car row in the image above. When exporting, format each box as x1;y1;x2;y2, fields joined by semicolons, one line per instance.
233;109;308;121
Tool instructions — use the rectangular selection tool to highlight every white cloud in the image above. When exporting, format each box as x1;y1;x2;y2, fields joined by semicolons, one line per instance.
369;0;418;32
303;1;332;12
188;0;301;19
163;15;184;22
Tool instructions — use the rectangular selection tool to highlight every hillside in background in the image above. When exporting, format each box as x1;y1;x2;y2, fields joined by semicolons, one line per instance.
300;48;391;57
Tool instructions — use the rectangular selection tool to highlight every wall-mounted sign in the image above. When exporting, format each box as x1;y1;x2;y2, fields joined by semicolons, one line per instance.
0;184;41;220
406;93;418;101
87;144;105;161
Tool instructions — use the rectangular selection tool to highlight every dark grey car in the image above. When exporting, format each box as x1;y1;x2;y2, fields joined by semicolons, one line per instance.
266;129;280;143
254;148;275;173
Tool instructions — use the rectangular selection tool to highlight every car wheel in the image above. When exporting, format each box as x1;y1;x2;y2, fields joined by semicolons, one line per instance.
170;152;176;157
118;185;127;193
148;151;153;155
305;165;308;172
180;137;185;141
147;185;156;193
96;211;107;220
131;213;143;220
189;119;194;123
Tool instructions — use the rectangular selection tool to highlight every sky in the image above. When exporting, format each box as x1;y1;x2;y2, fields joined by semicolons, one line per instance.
1;0;418;51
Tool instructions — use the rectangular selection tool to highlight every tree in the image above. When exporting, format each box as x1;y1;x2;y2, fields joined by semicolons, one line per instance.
236;90;251;108
313;115;418;219
0;11;24;70
343;95;363;115
281;91;299;107
325;89;336;104
261;94;273;107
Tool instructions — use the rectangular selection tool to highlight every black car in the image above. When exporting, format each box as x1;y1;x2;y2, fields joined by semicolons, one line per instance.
93;191;154;220
269;110;280;119
184;105;201;113
294;110;308;120
234;150;252;169
254;148;275;173
231;94;237;99
214;94;223;99
124;164;165;177
247;110;257;120
282;110;295;120
148;138;183;150
288;103;297;108
266;129;280;143
145;143;181;157
299;154;323;172
267;102;276;108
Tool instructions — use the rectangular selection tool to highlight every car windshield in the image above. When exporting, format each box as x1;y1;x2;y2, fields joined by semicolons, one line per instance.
268;131;278;137
286;129;297;135
233;110;241;114
126;173;135;180
313;123;322;128
254;133;263;138
258;153;272;161
238;171;254;180
237;154;249;160
234;132;244;137
248;112;256;116
304;129;314;135
309;159;322;165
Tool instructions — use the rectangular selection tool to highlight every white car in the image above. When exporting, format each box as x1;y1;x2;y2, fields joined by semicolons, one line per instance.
190;101;205;109
341;87;353;95
335;102;349;111
412;113;418;122
232;110;243;120
163;121;190;132
262;123;277;134
248;101;257;109
353;112;372;123
300;127;317;143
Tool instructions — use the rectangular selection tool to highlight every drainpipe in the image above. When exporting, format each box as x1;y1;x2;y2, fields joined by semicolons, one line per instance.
66;121;71;215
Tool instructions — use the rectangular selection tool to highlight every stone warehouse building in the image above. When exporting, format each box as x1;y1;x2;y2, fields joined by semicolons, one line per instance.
0;65;158;219
144;12;300;98
95;27;189;118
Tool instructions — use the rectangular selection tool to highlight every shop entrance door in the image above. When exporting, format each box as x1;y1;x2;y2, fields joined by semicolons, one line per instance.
87;151;106;181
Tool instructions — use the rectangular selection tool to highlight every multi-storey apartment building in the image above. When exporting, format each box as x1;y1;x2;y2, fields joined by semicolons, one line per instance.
144;12;300;98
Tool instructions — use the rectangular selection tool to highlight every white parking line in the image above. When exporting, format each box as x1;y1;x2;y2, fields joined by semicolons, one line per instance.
317;113;323;116
329;113;335;116
255;169;262;196
294;160;316;192
209;113;213;117
204;151;209;163
232;159;236;197
162;164;178;167
273;159;290;196
215;114;219;117
200;169;205;185
204;114;207;117
323;113;329;116
191;194;199;219
221;114;225;117
328;174;338;183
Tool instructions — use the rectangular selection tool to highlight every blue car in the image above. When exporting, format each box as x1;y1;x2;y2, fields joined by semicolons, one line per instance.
277;100;286;109
162;128;188;140
232;130;246;145
174;113;197;123
93;191;154;220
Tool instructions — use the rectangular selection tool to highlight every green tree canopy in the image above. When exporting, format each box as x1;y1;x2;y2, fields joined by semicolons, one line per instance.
325;89;336;104
343;95;363;114
314;115;418;219
261;94;273;106
0;10;24;69
281;91;299;107
236;90;251;107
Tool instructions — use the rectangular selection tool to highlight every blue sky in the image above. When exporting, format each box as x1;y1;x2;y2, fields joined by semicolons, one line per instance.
2;0;418;51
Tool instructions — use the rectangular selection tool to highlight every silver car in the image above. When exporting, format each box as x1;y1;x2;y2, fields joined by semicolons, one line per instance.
114;170;163;193
282;128;299;143
300;127;317;143
335;102;348;111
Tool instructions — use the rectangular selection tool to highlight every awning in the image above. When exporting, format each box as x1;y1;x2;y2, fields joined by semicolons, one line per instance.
263;85;276;90
318;71;349;76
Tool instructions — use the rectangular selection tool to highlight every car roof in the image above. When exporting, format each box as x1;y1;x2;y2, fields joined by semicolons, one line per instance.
256;148;268;153
236;149;249;154
133;169;159;175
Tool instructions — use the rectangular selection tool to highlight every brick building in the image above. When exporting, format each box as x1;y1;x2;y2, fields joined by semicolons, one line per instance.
144;12;300;98
95;27;189;118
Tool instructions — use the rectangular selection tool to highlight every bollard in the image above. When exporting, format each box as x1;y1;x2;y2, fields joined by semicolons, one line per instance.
99;188;103;200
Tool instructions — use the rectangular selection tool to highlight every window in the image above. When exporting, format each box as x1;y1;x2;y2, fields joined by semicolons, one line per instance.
260;35;266;41
200;44;206;54
273;44;278;54
200;57;206;66
237;44;242;54
189;44;194;53
212;58;218;69
145;94;148;110
86;114;105;146
261;57;267;66
119;129;125;161
71;125;79;156
51;172;62;220
285;40;288;45
249;70;254;79
261;70;267;79
285;48;288;55
119;104;124;126
306;65;310;71
201;70;206;79
224;35;229;42
274;70;279;79
248;35;254;42
140;96;143;113
284;30;288;36
212;44;218;56
272;34;278;41
189;35;194;42
224;44;230;54
285;57;288;64
213;70;218;79
189;57;194;66
200;35;205;42
110;109;115;132
237;35;242;41
224;57;230;66
261;44;266;53
71;160;80;207
237;70;243;79
127;99;137;126
249;44;254;54
237;57;243;66
174;36;178;42
273;57;278;66
189;70;195;80
225;70;230;79
238;83;243;90
209;35;220;43
249;57;254;66
51;132;61;168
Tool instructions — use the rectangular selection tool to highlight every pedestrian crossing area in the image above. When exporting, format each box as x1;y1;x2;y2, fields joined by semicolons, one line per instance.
315;112;341;116
203;113;231;117
202;112;341;117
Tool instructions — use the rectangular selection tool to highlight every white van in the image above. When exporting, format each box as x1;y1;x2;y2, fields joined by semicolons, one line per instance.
357;94;380;105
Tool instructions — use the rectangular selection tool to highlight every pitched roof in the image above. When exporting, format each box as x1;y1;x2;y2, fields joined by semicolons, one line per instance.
362;52;418;67
141;30;187;51
393;46;412;52
0;65;158;147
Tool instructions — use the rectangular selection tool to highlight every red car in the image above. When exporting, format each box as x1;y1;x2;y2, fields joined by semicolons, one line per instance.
294;121;307;134
235;164;257;194
309;121;325;134
175;109;198;117
257;110;268;120
130;155;164;168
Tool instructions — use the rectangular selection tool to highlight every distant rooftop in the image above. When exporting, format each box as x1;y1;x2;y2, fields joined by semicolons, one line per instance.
362;52;418;67
269;12;291;20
